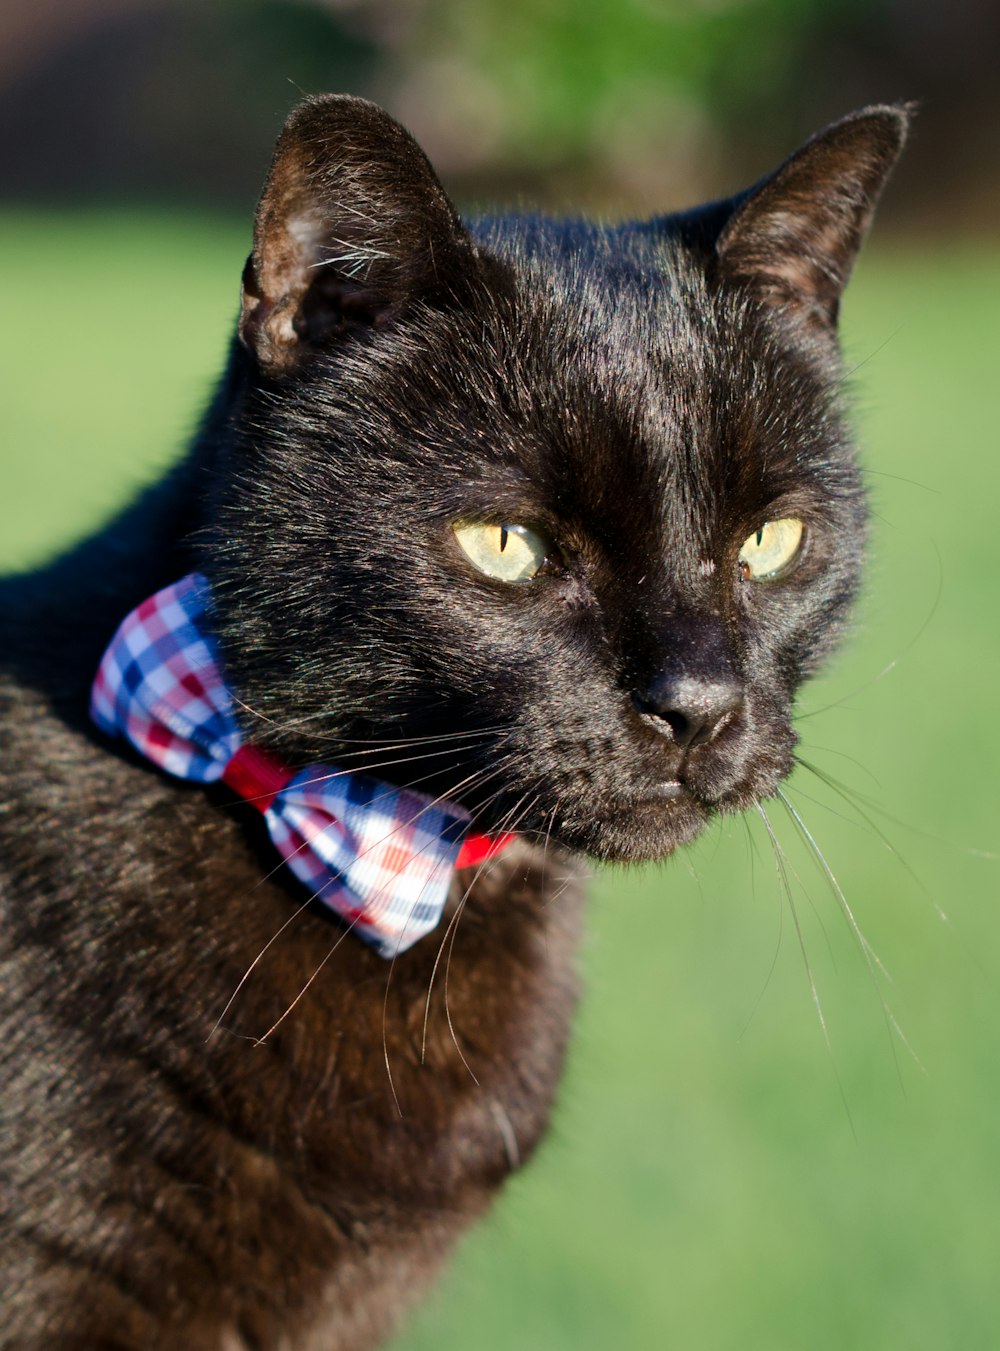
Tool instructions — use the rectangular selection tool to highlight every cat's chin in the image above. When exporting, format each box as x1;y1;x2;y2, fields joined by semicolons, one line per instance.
555;791;714;864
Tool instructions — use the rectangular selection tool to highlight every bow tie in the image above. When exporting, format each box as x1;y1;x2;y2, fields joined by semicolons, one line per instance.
90;573;511;958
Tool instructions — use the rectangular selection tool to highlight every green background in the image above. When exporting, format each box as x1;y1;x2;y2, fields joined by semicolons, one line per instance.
2;205;998;1349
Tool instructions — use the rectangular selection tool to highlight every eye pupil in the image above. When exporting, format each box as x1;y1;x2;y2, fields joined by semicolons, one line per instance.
500;525;509;553
756;527;764;547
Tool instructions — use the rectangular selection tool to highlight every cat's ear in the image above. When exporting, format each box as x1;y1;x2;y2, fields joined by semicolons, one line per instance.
239;95;478;376
715;105;910;329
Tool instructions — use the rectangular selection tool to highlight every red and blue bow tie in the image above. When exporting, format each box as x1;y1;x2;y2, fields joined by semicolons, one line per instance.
90;574;511;958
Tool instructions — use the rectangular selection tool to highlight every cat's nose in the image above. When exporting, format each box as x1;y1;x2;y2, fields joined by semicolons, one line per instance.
632;674;744;750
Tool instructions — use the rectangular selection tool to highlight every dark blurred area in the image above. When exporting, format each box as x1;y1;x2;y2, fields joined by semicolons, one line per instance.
1;0;997;227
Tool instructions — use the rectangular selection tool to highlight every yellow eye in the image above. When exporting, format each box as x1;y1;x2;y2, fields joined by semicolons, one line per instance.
452;521;551;583
738;518;804;581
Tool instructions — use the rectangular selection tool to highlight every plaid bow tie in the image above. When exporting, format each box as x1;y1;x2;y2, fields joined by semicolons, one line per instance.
90;574;511;958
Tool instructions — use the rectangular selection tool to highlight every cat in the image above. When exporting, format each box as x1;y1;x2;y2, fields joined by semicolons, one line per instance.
0;94;907;1350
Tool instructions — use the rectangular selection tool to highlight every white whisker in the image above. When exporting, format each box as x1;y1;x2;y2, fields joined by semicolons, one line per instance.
757;801;856;1139
776;787;924;1079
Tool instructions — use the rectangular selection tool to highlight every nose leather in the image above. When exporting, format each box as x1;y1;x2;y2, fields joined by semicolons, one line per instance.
632;672;744;748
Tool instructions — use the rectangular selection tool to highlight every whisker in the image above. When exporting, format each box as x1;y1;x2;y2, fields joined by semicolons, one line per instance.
207;889;324;1043
230;691;511;747
796;755;993;901
245;906;364;1048
736;814;784;1041
768;824;840;969
775;787;887;979
793;740;883;790
537;803;558;905
230;738;497;809
792;763;995;988
775;787;924;1080
441;793;540;1079
418;793;511;1062
756;802;856;1139
419;779;535;1067
375;756;524;1110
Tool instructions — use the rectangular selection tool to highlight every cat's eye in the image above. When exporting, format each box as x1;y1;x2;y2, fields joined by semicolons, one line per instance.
738;518;804;581
452;521;553;584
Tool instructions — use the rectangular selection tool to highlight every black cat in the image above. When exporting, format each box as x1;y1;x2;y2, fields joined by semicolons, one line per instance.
0;95;907;1350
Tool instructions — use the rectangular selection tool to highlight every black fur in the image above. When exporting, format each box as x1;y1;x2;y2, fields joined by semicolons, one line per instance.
0;96;907;1349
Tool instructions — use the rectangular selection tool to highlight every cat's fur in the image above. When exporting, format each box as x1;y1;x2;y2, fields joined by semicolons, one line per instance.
0;97;907;1349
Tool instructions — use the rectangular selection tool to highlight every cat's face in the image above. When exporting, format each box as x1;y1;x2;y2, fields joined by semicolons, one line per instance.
206;96;906;864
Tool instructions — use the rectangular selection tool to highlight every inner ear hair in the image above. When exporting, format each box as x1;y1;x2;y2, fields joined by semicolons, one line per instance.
715;104;911;329
239;94;478;376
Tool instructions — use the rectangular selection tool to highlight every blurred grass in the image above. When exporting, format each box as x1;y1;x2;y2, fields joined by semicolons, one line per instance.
2;209;998;1350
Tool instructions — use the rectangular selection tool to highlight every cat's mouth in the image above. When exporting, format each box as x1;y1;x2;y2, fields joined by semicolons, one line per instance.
551;782;714;863
538;724;798;864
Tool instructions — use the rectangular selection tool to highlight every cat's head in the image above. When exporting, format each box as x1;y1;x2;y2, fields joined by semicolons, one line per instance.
204;95;907;863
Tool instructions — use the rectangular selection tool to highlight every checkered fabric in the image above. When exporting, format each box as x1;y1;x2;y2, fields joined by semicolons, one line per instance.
90;573;503;958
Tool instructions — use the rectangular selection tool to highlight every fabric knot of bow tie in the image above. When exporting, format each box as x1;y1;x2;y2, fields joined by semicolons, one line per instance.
90;573;511;958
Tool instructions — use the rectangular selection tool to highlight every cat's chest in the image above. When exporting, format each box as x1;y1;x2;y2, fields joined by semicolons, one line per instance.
3;707;586;1345
202;830;587;1193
